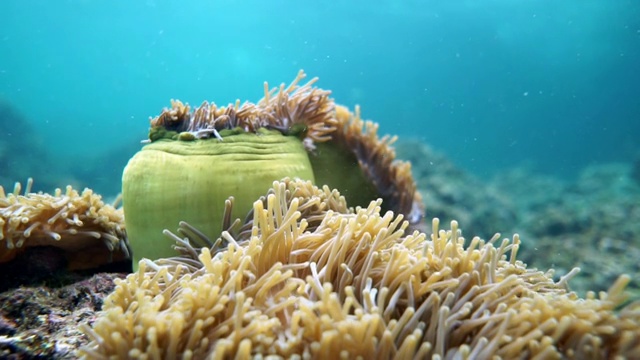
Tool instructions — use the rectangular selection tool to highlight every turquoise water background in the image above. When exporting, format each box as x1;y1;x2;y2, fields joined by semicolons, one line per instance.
1;0;639;184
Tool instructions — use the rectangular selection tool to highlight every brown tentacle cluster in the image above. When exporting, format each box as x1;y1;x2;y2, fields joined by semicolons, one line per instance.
333;105;424;223
150;70;338;146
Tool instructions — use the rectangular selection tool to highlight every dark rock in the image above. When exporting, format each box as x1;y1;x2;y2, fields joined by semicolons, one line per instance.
0;273;124;359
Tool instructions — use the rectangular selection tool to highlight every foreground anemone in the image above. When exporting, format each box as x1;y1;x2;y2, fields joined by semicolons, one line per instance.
123;70;422;264
80;180;640;359
0;179;128;270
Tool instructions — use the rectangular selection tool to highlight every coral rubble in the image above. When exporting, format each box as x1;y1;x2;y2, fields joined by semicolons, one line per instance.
492;163;640;297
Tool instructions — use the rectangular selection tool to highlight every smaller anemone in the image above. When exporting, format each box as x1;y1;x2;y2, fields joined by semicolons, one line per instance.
0;179;129;270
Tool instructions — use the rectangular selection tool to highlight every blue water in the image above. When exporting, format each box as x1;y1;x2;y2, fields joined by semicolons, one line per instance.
1;0;639;188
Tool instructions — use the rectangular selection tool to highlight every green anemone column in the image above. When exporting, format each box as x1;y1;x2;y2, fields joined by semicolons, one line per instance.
310;141;379;209
122;129;314;265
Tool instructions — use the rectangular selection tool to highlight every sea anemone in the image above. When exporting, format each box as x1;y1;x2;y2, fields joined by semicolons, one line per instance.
0;179;128;270
311;105;423;222
80;179;640;359
123;71;422;264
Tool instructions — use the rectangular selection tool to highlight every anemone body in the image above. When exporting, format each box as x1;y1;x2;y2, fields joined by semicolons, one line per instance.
309;141;379;208
122;130;314;264
123;71;423;264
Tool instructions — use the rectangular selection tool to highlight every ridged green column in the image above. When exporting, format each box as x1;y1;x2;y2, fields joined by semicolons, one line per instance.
122;130;314;265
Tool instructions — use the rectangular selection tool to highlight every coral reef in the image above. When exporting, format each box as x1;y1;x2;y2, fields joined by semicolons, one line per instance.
398;139;640;297
491;163;640;297
1;71;638;358
396;139;517;238
80;180;640;359
0;179;129;270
